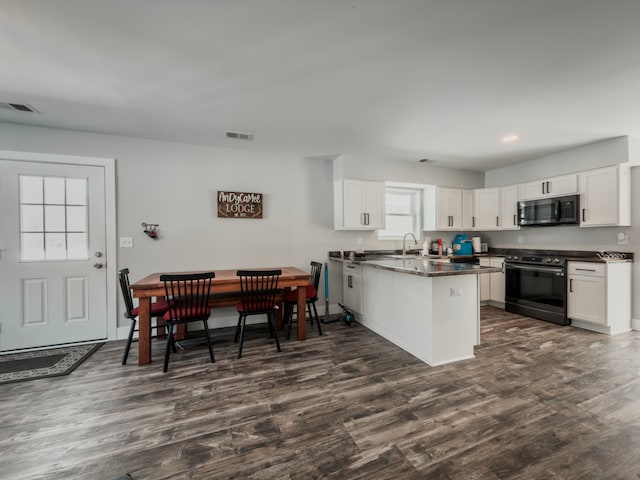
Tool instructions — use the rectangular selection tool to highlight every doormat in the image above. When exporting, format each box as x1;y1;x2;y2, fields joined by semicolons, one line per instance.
0;343;103;385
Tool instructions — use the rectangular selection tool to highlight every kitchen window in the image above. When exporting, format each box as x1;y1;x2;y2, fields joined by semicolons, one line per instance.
378;186;421;240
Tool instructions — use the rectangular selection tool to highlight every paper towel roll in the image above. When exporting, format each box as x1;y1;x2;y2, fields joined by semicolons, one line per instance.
472;237;481;253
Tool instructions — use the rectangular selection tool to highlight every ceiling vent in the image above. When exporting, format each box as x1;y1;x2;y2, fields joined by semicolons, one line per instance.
225;131;253;141
0;102;37;113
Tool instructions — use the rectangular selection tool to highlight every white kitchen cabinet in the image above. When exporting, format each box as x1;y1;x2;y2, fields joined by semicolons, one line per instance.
462;189;475;230
479;258;491;303
436;187;463;230
474;188;501;230
334;179;385;230
342;262;363;314
479;257;505;307
567;261;631;335
579;165;631;227
518;174;578;201
489;257;505;305
500;185;520;230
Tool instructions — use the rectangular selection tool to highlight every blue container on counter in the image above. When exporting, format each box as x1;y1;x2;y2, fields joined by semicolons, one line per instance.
452;234;473;255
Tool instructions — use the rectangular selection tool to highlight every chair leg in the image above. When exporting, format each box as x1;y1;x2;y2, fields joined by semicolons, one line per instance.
306;302;313;324
203;320;215;364
286;303;295;340
269;312;281;352
238;314;247;359
163;328;173;373
234;314;242;343
312;301;322;336
122;318;137;365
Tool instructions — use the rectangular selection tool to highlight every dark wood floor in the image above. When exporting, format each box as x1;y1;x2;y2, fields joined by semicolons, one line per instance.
2;307;640;479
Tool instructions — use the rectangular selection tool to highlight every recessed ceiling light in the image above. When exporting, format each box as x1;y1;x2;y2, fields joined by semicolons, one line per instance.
502;134;520;143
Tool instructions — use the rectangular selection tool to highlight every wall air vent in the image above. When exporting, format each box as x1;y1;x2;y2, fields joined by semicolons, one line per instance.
225;131;253;141
0;102;37;113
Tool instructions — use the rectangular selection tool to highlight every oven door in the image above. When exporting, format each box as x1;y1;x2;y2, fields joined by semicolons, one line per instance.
505;263;569;325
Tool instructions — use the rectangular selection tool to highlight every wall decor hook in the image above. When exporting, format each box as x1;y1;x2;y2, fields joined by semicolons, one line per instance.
142;222;159;239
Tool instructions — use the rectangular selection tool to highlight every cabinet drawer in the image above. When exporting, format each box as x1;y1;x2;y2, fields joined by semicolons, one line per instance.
568;262;604;277
343;263;362;274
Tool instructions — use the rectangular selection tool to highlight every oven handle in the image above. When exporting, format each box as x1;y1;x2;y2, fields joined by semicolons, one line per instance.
505;264;565;275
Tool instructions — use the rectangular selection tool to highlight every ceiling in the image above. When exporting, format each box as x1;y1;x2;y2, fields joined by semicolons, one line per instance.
2;1;640;171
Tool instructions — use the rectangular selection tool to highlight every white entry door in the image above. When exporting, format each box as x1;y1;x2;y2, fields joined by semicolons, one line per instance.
0;159;108;351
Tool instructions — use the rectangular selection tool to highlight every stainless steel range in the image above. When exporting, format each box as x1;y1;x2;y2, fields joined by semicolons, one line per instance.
504;253;570;325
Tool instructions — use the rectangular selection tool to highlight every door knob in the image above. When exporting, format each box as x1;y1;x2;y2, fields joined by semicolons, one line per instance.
94;263;104;269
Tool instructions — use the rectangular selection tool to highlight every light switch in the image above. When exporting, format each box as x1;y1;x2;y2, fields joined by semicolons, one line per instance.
120;237;133;248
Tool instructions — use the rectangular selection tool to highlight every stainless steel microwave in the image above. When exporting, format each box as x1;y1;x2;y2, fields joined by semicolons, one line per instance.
518;194;580;226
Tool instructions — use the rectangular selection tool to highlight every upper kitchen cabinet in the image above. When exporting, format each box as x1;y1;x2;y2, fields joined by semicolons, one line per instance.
424;186;469;231
462;189;475;230
436;187;463;230
500;185;520;230
518;173;578;201
579;165;631;227
474;188;501;230
334;178;385;230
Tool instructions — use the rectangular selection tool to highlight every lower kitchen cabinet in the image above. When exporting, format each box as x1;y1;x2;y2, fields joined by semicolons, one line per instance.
567;261;631;335
479;257;505;308
342;262;363;314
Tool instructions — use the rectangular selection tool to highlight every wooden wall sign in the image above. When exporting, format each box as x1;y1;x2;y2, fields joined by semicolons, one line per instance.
217;191;263;218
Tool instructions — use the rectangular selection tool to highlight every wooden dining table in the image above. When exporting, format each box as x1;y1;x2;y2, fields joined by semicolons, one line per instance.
130;267;312;366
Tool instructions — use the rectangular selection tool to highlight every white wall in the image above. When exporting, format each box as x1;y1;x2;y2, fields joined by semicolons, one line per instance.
0;122;483;332
336;153;485;189
485;136;630;188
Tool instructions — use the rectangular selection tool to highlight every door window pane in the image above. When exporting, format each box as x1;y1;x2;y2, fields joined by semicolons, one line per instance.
19;175;89;261
66;206;86;231
44;177;65;204
20;176;43;203
21;205;44;232
67;233;88;260
66;178;87;205
45;233;67;260
22;233;45;260
44;205;66;232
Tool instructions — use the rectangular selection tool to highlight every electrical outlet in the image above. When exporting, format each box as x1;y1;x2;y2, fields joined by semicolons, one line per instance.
120;237;133;248
450;287;461;297
517;235;524;244
617;232;628;245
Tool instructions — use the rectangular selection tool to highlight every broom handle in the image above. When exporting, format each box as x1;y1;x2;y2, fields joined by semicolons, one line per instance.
324;262;329;316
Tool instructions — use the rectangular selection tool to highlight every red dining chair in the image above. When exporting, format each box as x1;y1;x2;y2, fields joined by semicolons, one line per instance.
119;268;170;365
160;272;216;373
284;261;323;339
234;269;282;359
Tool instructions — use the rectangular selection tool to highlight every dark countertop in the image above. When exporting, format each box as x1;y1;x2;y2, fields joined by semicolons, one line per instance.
361;258;501;277
328;248;633;264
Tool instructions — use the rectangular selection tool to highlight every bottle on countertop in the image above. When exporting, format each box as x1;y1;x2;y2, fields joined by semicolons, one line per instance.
437;238;443;256
422;241;429;256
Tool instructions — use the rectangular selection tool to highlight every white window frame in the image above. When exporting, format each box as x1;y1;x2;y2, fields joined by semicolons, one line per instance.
378;185;422;240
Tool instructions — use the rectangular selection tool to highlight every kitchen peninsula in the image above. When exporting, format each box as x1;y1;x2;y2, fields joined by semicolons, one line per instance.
331;253;500;366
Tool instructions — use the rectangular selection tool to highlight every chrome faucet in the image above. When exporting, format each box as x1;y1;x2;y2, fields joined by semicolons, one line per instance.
402;232;418;260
